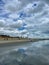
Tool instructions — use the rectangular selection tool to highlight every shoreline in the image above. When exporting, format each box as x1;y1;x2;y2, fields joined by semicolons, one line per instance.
0;39;30;43
0;40;32;47
0;39;49;47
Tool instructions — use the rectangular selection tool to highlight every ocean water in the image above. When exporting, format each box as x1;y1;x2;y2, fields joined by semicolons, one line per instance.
0;40;49;65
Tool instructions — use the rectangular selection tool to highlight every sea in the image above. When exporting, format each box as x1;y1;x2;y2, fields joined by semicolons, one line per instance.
0;40;49;65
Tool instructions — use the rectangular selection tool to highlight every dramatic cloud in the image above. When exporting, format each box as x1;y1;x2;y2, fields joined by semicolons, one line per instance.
0;0;49;37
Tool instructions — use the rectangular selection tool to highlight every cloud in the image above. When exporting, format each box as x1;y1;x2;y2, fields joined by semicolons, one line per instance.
8;20;23;28
9;13;19;19
0;19;6;27
0;0;49;37
4;0;21;13
0;19;24;36
24;1;45;15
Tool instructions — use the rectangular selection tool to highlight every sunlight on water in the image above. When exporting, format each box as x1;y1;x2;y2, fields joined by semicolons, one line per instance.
0;40;49;65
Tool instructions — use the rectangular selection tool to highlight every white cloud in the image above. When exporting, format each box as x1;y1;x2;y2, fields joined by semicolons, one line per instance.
0;0;49;37
0;19;24;36
0;19;6;27
9;20;24;28
9;13;19;19
4;0;21;13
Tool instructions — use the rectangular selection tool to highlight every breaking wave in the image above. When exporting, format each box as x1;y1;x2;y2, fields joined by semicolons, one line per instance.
0;40;49;65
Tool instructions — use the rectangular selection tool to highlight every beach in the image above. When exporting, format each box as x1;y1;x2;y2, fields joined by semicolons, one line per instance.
0;39;32;47
0;40;49;65
0;40;30;43
0;38;49;45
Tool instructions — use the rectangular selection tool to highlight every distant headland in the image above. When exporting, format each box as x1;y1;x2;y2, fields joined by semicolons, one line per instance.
0;35;30;44
0;35;28;40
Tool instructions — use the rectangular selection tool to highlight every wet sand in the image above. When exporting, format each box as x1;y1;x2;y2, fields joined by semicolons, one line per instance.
0;40;31;47
0;39;49;47
0;41;32;54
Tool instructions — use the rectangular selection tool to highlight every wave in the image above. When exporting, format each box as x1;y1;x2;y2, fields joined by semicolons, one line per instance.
0;40;49;65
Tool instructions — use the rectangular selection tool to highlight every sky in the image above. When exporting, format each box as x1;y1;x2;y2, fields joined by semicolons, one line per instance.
0;0;49;38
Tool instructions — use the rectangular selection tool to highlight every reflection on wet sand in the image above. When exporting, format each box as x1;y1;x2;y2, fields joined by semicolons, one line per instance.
0;40;49;65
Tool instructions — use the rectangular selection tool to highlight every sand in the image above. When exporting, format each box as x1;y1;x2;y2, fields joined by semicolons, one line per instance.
0;40;32;47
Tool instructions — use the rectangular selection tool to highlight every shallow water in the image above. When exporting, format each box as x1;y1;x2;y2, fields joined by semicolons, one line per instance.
0;40;49;65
